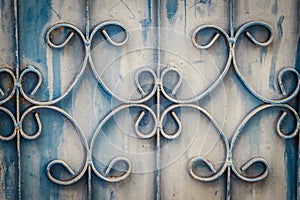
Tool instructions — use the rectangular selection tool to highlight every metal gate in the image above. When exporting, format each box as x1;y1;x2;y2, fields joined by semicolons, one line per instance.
0;0;299;199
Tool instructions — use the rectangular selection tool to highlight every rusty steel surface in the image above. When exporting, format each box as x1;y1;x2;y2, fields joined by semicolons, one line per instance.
0;0;299;199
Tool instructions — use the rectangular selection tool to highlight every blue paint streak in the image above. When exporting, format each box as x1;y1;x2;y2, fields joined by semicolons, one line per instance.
18;0;60;199
139;18;151;42
19;0;51;100
139;0;152;42
295;38;300;73
193;0;211;18
272;0;278;15
259;47;267;66
3;143;18;199
285;138;297;200
52;48;61;99
166;0;178;24
269;16;284;90
0;0;6;26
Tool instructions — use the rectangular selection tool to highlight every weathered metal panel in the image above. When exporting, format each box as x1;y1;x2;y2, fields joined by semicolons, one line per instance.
0;0;299;199
0;1;18;199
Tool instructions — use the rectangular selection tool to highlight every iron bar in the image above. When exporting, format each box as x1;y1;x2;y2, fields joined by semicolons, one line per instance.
13;0;21;199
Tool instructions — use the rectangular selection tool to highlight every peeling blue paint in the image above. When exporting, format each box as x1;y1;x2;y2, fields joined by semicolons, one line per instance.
272;0;278;15
193;0;211;18
166;0;178;24
259;47;267;66
19;0;51;99
269;16;284;90
0;0;6;26
18;0;61;199
139;0;151;42
295;38;300;73
110;191;115;200
3;143;18;199
285;138;297;200
139;18;151;42
52;46;61;99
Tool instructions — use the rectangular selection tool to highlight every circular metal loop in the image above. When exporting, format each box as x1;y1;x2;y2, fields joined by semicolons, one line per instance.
160;66;182;102
135;67;158;98
0;67;17;105
0;106;17;141
231;157;269;182
47;159;88;185
160;111;182;140
235;21;274;47
46;23;86;49
192;25;230;50
135;110;157;139
91;156;132;183
188;156;226;182
89;21;129;47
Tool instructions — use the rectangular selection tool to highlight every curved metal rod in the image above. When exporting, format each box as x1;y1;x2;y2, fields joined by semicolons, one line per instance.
47;159;89;185
276;111;299;139
232;22;299;103
231;157;269;182
91;156;132;183
90;104;156;182
192;25;224;49
188;157;218;182
87;21;152;103
0;106;17;141
163;25;231;103
160;66;183;99
46;23;86;49
20;106;89;147
277;68;300;101
89;21;129;47
19;55;89;105
19;66;42;95
90;156;132;183
89;55;158;103
235;21;274;47
233;64;299;103
0;67;17;105
19;112;42;140
18;23;89;105
135;111;157;139
161;104;229;182
230;104;299;181
134;67;158;97
20;106;90;185
160;111;182;140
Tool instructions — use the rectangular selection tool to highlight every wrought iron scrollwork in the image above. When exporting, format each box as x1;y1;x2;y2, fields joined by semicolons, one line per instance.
0;0;299;199
192;21;300;104
186;0;300;199
188;104;299;191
